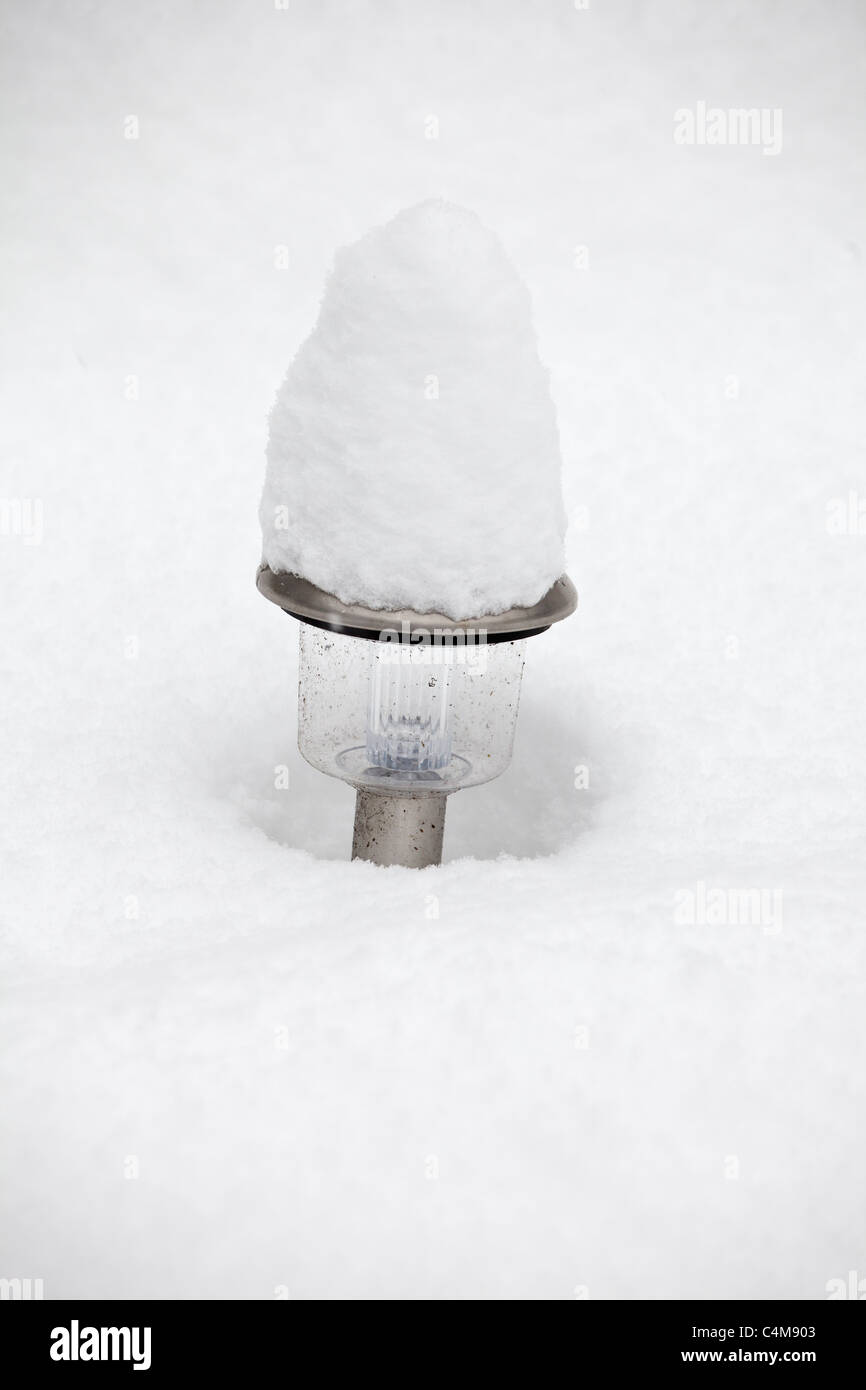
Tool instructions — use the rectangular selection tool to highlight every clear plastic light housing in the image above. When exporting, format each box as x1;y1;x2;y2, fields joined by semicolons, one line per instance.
297;625;526;792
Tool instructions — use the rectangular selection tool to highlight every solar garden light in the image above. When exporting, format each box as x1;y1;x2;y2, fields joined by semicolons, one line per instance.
256;568;577;867
256;199;575;866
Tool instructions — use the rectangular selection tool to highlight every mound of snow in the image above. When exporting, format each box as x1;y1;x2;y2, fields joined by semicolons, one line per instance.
260;199;566;619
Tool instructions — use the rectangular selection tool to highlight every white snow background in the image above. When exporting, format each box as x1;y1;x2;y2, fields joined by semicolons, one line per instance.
1;0;864;1299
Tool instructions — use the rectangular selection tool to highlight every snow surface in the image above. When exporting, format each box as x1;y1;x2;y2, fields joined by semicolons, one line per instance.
261;199;566;619
1;0;865;1300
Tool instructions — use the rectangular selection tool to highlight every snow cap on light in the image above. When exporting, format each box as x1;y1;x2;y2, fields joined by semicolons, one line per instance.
260;198;566;620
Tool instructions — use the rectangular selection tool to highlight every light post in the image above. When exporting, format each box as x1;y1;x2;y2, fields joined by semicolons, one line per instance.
257;566;576;867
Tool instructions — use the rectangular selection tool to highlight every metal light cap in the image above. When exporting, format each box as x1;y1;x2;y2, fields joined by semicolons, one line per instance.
256;565;577;643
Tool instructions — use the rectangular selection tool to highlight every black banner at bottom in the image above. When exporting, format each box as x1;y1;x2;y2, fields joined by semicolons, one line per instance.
3;1298;863;1374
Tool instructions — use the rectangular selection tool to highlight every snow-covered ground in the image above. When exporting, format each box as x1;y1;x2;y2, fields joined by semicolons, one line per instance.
1;0;864;1299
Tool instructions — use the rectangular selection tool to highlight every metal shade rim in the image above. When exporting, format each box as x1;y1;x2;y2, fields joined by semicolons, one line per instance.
256;565;577;643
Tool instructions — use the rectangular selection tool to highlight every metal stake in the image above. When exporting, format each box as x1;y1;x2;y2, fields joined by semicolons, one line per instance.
351;789;447;868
